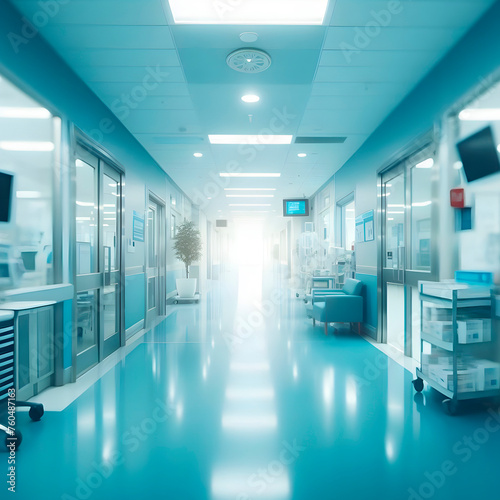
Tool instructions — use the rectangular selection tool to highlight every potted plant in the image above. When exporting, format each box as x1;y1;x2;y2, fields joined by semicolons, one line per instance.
173;219;202;299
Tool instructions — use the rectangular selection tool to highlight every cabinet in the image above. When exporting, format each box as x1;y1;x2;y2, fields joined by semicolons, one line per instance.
413;281;499;415
0;302;56;401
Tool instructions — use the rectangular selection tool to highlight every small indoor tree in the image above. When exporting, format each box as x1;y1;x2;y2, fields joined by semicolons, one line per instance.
173;219;202;278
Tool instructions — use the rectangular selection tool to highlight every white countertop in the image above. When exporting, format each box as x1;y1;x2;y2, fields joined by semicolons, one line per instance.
0;301;57;311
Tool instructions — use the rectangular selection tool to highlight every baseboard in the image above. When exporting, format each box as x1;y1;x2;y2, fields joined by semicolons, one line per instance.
361;323;377;340
126;319;144;339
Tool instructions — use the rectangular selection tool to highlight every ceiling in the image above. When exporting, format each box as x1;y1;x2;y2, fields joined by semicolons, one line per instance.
9;0;497;220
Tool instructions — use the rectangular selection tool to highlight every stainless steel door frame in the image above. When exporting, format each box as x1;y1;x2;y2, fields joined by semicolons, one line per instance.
101;162;122;359
378;144;438;358
75;145;100;375
145;191;166;326
74;144;124;376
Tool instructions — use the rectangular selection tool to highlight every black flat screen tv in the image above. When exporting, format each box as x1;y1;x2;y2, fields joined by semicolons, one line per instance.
283;199;309;217
0;171;14;223
457;126;500;183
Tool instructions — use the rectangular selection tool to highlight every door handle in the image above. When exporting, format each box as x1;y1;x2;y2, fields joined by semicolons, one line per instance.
104;246;111;286
398;246;405;282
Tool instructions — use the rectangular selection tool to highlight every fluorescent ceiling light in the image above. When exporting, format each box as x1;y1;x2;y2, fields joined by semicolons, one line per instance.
168;0;328;25
209;135;292;145
241;95;260;103
0;141;54;151
76;201;95;207
16;191;42;199
387;204;405;208
412;201;432;207
0;107;51;119
226;195;274;198
76;217;92;221
231;211;269;214
229;204;272;207
459;108;500;121
225;188;276;191
220;173;281;178
298;153;307;158
388;211;404;215
415;158;434;169
193;152;203;158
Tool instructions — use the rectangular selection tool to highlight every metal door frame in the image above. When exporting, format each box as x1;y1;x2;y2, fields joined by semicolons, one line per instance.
145;191;166;327
101;162;123;359
72;132;126;377
377;138;439;357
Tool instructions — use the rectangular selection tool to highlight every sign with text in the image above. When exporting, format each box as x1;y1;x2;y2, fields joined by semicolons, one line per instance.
355;210;375;243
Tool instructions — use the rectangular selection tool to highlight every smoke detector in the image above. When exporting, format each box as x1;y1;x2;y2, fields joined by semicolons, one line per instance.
226;48;272;74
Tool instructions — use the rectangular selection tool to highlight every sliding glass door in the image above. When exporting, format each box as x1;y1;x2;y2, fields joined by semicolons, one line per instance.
75;145;123;376
380;146;437;361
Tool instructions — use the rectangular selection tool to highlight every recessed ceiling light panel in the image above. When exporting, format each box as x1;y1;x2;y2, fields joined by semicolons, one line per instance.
459;108;500;121
168;0;328;25
227;49;271;74
193;152;203;158
242;95;260;103
210;135;292;145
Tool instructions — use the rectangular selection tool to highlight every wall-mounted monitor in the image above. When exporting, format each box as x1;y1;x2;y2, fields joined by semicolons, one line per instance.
457;126;500;183
283;199;310;217
0;171;14;223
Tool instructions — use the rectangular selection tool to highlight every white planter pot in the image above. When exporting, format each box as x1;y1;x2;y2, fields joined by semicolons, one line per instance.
176;278;197;299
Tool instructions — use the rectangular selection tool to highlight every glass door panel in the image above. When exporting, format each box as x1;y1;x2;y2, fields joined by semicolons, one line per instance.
76;159;98;275
380;146;436;362
411;164;433;271
385;172;405;270
76;290;98;353
75;147;123;374
75;148;99;373
101;164;122;357
386;283;405;354
147;202;159;321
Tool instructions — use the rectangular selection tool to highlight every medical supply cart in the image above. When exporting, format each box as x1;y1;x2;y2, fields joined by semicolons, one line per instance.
412;281;499;415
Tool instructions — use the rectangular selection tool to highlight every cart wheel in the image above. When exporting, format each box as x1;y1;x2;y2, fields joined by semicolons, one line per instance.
174;301;178;304
296;293;299;298
443;399;460;416
412;378;424;393
29;404;44;421
5;429;22;450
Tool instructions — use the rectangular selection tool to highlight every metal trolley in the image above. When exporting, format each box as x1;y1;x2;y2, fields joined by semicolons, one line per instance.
0;310;44;449
412;282;499;415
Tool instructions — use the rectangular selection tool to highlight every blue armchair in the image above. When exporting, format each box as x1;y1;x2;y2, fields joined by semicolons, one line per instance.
311;278;364;335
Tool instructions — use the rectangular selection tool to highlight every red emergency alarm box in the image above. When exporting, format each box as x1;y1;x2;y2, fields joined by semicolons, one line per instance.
450;188;465;208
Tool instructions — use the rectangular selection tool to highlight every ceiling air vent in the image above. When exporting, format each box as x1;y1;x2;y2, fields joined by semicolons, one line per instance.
216;220;228;228
226;48;272;74
295;137;347;144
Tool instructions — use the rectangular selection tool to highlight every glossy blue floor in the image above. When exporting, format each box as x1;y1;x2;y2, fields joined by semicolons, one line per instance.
9;265;500;500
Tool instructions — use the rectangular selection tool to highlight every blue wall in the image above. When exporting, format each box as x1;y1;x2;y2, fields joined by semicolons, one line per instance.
125;274;146;330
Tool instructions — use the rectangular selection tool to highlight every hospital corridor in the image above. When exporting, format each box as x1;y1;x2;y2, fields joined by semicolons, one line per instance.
1;1;500;499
